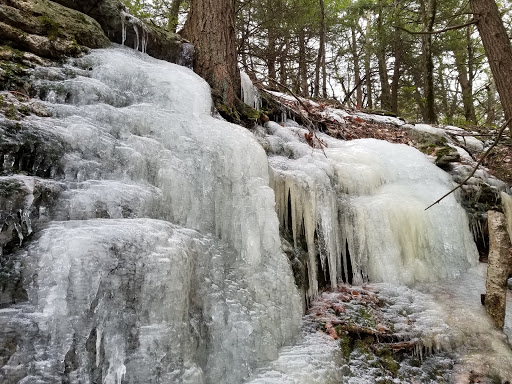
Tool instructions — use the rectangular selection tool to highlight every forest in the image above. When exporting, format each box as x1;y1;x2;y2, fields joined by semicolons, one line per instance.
121;0;512;129
1;0;512;382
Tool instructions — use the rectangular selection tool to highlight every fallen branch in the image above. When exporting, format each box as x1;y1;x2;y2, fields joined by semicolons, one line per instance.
260;78;328;156
370;340;420;354
425;116;512;210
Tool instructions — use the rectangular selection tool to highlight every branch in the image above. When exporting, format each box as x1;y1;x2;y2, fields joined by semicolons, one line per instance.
395;18;477;35
425;116;512;210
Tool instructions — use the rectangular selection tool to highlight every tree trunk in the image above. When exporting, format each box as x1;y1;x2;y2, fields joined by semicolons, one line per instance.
453;24;477;125
298;30;309;97
167;0;183;33
279;38;289;86
314;0;326;98
267;27;278;83
365;14;373;109
182;0;239;108
390;32;402;114
351;25;362;108
484;210;512;329
486;79;497;128
470;0;512;134
376;1;391;110
420;0;437;124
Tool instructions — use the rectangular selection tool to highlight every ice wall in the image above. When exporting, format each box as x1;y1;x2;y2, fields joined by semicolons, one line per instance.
0;48;301;384
261;121;479;298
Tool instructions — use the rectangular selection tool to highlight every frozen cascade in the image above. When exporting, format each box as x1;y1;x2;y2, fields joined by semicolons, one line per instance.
261;121;478;298
0;47;302;383
1;45;503;384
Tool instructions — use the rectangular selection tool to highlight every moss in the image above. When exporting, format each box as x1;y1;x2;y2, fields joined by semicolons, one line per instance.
338;333;352;360
0;59;30;92
354;336;374;356
18;105;31;116
379;351;400;377
413;131;448;155
237;102;261;121
0;179;25;196
38;15;62;40
4;104;19;120
435;146;453;158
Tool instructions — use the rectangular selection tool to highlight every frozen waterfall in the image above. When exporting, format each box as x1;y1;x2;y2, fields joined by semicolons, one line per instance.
0;45;491;384
0;47;301;384
260;121;478;298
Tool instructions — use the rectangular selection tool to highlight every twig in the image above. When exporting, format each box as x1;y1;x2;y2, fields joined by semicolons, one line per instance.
9;90;30;100
425;116;512;210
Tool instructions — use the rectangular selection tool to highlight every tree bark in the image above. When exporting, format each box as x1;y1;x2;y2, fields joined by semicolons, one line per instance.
182;0;239;108
470;0;512;134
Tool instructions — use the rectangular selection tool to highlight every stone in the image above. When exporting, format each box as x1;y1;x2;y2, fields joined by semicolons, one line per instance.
484;210;512;328
434;146;461;167
0;0;110;59
51;0;194;66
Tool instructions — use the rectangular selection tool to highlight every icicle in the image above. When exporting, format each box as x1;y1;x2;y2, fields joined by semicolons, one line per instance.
13;222;23;245
121;11;127;46
141;26;148;53
133;24;140;51
240;71;261;110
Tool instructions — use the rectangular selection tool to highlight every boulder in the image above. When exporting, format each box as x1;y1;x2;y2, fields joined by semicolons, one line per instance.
0;0;110;59
51;0;194;66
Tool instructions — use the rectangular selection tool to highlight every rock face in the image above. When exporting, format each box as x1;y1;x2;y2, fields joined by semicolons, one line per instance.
484;210;512;328
0;0;110;59
51;0;194;66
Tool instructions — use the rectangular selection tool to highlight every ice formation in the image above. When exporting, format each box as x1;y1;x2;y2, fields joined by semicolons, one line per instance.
121;10;148;53
0;45;500;383
240;71;261;110
0;47;302;384
260;121;478;298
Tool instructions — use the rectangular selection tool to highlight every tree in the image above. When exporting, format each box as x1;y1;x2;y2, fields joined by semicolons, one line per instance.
182;0;240;109
470;0;512;134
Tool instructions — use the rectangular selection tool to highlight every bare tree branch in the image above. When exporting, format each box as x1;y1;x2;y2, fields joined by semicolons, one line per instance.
395;18;477;35
425;116;512;210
